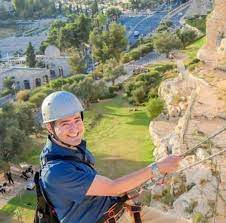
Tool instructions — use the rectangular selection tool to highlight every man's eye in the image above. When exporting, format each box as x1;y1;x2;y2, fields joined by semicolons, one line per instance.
62;123;69;127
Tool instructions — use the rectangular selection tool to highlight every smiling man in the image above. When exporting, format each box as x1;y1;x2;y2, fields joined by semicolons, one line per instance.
40;91;190;223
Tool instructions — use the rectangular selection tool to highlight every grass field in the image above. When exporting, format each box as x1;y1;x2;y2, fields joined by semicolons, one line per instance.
182;36;207;62
0;96;154;222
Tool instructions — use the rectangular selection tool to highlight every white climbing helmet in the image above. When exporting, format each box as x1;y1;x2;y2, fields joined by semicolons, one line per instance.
41;91;84;123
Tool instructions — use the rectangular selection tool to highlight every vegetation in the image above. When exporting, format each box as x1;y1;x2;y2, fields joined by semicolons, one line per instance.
90;22;128;63
0;102;36;162
146;97;164;120
176;28;198;48
153;31;183;57
25;42;36;68
102;58;126;85
182;36;207;63
123;63;175;105
12;0;56;19
122;40;153;63
106;7;122;22
186;15;207;34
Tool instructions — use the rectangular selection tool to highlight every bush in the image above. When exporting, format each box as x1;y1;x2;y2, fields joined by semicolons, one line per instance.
154;64;175;73
16;90;30;102
121;53;131;63
146;97;164;119
29;92;48;107
148;87;159;98
122;42;153;63
132;86;146;105
186;16;207;34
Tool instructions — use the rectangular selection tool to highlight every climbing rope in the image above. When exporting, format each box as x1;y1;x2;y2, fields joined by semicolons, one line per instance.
141;126;226;190
180;126;226;158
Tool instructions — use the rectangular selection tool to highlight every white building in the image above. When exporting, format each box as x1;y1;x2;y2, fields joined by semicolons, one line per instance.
0;67;50;90
37;45;71;77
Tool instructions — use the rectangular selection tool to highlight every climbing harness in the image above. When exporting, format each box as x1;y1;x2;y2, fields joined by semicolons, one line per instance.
35;154;142;223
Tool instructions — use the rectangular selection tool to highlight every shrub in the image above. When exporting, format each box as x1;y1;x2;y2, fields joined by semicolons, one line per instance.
29;92;48;107
132;86;146;105
154;64;175;73
16;90;30;102
146;97;164;119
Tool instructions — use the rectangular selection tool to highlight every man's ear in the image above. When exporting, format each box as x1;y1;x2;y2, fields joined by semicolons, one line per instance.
46;123;54;134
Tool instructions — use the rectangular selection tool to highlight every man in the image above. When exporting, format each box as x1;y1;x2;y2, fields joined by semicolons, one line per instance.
6;171;14;185
40;91;189;223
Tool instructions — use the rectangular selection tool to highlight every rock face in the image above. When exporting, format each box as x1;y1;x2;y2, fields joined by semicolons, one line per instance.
185;0;213;18
198;0;226;65
149;59;226;220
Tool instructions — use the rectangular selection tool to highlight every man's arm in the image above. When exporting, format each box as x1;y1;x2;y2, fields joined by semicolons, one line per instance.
86;155;181;196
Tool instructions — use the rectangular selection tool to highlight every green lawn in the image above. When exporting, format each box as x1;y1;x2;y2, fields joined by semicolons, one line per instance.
0;96;154;222
182;36;207;62
84;96;154;178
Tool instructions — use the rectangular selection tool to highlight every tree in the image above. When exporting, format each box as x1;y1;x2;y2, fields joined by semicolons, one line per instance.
3;77;15;91
15;102;36;135
90;23;128;62
60;15;92;53
146;97;164;120
153;31;182;57
12;0;56;19
25;42;36;67
157;20;173;32
0;104;30;162
73;77;97;108
93;13;107;31
106;7;122;22
103;59;126;85
132;86;146;105
176;28;197;48
69;49;87;74
91;0;98;16
45;20;65;48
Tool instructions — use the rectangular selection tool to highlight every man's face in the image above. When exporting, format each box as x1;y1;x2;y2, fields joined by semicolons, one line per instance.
52;113;84;146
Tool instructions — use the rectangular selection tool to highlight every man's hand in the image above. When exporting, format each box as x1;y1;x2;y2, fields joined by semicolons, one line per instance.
156;155;182;174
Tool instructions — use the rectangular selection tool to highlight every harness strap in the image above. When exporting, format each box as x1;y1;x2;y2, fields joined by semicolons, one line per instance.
42;155;95;169
97;195;142;223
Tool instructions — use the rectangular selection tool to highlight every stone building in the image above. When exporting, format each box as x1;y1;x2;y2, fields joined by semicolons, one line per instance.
37;45;71;77
0;67;50;90
198;0;226;65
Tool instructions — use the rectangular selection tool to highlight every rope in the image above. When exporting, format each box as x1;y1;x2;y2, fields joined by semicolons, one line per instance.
175;148;226;175
180;126;226;158
141;126;226;191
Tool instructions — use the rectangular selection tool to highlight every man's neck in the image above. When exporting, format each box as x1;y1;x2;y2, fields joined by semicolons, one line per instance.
51;136;79;151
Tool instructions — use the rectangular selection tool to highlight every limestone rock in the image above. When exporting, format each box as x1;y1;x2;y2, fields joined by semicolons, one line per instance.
195;148;210;160
173;183;217;218
184;165;213;186
151;184;167;197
